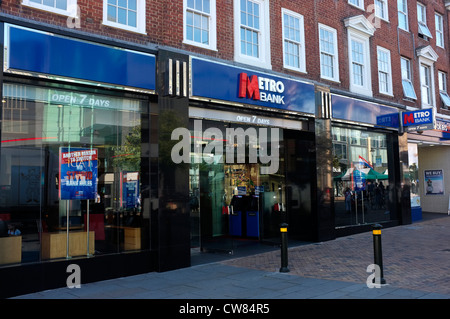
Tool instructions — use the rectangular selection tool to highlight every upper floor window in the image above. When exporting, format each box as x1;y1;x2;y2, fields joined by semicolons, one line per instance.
345;15;375;97
417;3;432;39
375;0;388;21
349;0;364;10
438;71;450;108
234;0;271;68
319;24;339;82
401;57;417;100
435;13;444;48
22;0;77;16
377;46;392;95
420;63;433;106
103;0;146;34
282;9;305;73
184;0;217;50
397;0;408;31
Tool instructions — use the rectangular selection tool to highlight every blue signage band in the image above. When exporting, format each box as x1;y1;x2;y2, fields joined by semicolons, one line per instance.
6;25;156;91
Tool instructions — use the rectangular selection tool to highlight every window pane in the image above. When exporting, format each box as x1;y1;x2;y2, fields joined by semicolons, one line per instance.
118;7;127;24
128;11;137;27
107;5;116;22
129;0;136;11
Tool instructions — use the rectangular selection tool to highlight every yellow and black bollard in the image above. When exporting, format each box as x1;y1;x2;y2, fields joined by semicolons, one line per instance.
279;223;289;273
372;224;386;285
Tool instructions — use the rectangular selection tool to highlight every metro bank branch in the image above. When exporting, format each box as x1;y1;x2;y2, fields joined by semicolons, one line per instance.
0;21;411;298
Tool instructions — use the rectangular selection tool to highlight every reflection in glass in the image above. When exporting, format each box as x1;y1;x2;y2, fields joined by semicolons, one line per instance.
332;126;391;227
0;83;147;267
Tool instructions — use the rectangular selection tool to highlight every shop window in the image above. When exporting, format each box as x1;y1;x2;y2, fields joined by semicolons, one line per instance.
184;0;217;50
234;0;271;69
0;83;149;267
332;126;391;228
102;0;146;34
282;9;305;73
22;0;77;16
397;0;408;31
319;24;339;82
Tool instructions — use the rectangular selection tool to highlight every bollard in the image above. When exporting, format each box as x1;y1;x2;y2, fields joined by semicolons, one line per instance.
372;224;386;285
279;223;289;273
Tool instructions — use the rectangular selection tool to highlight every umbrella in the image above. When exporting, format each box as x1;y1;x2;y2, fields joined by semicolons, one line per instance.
334;168;388;181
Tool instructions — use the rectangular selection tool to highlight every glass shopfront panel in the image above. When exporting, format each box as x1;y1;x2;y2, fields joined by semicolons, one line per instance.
332;126;391;227
189;117;315;253
0;83;149;266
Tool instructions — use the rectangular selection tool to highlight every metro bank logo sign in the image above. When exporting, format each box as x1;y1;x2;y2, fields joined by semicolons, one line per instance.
401;108;434;132
238;73;285;105
190;57;315;114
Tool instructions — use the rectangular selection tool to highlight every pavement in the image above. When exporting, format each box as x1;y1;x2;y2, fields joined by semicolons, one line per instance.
9;212;450;303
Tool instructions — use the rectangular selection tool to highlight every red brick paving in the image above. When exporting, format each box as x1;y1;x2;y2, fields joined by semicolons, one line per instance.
221;214;450;295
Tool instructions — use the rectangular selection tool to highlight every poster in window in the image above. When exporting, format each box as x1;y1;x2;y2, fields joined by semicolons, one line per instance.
123;172;139;208
424;169;444;195
59;147;98;200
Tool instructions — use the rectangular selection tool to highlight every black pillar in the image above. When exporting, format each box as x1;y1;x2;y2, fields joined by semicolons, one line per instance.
154;50;190;271
314;86;335;241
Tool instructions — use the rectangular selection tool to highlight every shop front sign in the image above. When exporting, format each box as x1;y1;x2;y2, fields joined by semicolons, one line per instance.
190;57;315;115
402;109;434;132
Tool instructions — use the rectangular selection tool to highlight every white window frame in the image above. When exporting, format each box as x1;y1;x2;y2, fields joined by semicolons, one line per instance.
417;3;433;39
377;46;393;96
435;13;444;48
348;30;372;97
419;62;434;108
102;0;146;35
397;0;409;31
234;0;271;69
183;0;217;50
401;57;417;100
22;0;77;16
348;0;364;10
374;0;389;21
318;23;339;82
438;71;450;108
281;8;306;73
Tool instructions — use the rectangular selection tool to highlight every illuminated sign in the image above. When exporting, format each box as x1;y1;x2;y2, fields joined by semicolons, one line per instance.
401;109;434;132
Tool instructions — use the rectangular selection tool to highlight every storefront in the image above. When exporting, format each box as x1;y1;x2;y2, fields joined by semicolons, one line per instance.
0;23;157;297
330;94;411;235
407;116;450;217
187;57;319;252
186;57;412;252
0;22;413;298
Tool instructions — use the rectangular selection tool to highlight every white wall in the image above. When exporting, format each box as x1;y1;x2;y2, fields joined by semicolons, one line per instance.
418;145;450;213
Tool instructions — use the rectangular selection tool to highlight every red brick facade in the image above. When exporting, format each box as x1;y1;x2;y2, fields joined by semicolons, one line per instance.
1;0;449;114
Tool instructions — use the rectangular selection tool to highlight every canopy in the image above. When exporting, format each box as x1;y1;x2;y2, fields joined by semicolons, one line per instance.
333;168;388;181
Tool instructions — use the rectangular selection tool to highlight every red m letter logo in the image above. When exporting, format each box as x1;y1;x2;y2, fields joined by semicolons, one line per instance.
403;113;415;125
238;73;260;100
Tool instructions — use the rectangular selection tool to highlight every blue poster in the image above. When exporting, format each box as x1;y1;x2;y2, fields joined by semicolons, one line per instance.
59;147;98;200
123;172;139;208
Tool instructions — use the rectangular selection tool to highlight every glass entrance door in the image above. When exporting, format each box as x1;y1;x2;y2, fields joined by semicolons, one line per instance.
189;119;286;253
